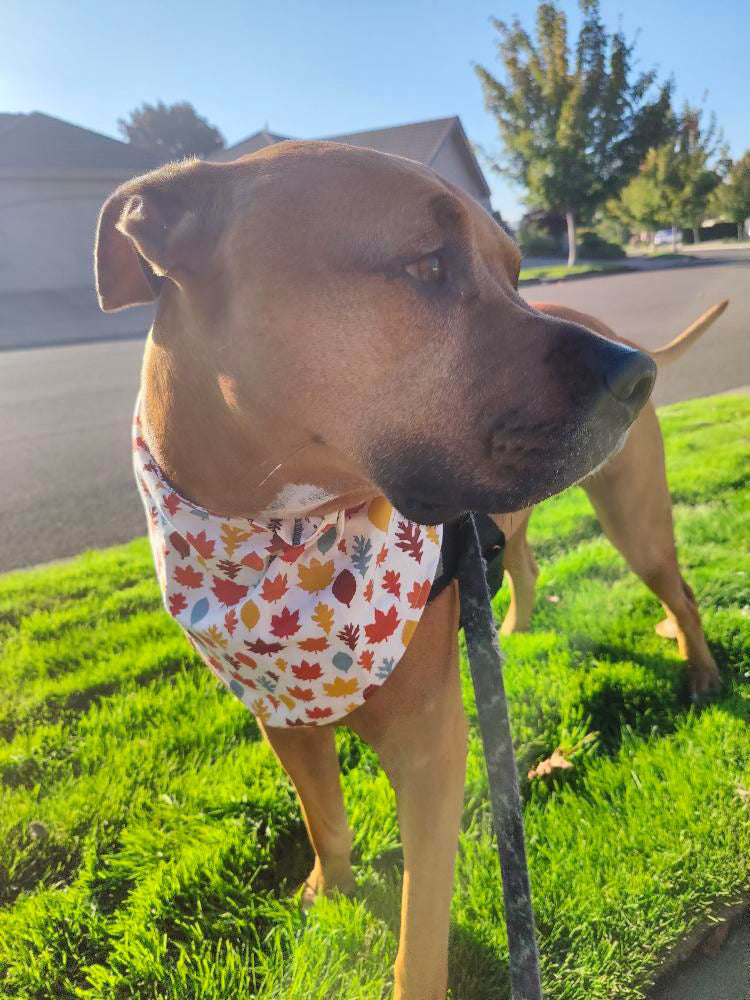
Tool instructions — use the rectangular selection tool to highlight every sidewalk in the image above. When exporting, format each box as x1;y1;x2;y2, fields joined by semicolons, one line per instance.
0;287;153;351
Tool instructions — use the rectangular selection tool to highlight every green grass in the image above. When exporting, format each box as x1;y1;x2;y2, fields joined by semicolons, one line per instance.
519;262;630;282
1;393;749;999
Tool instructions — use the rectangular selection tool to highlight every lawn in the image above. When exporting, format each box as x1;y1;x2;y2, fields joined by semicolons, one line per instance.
519;262;631;283
1;394;748;999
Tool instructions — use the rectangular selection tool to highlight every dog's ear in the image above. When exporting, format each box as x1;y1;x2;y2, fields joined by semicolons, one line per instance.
95;159;223;312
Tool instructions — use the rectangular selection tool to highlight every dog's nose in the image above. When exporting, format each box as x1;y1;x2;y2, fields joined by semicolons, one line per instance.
604;349;656;411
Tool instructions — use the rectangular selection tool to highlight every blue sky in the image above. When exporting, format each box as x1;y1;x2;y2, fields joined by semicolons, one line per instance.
2;0;747;223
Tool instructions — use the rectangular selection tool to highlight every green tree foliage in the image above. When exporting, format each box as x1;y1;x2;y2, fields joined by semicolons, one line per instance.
610;103;722;248
711;152;750;240
118;101;224;160
476;0;672;265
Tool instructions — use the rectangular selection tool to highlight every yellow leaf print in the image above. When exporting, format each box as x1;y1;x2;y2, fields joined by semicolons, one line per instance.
205;625;228;649
367;496;392;532
279;693;296;710
275;657;288;672
401;619;419;646
297;558;335;594
252;697;270;723
220;522;252;559
426;525;439;545
240;600;259;630
323;675;360;698
312;602;335;634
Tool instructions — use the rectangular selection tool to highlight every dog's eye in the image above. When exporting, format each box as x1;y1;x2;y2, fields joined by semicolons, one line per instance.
405;253;445;285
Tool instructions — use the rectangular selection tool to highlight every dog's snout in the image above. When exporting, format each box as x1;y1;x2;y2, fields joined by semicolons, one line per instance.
604;349;656;411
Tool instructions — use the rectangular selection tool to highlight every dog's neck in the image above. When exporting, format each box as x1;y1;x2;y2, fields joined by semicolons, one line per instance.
139;309;375;520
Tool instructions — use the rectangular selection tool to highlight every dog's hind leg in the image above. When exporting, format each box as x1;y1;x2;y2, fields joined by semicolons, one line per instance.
581;405;720;697
492;509;538;635
260;722;355;906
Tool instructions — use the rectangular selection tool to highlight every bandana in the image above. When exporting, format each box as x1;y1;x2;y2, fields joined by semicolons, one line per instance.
133;406;443;727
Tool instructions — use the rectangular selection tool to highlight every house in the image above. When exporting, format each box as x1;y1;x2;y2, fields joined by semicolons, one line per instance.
211;116;493;213
0;113;492;297
0;112;159;294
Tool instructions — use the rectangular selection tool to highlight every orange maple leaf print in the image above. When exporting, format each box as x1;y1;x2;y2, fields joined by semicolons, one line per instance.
407;580;431;610
298;636;329;653
297;558;335;593
260;572;288;603
174;564;203;589
364;606;400;643
186;530;215;560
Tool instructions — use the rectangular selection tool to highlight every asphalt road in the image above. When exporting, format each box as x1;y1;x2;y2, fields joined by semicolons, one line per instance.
2;250;748;573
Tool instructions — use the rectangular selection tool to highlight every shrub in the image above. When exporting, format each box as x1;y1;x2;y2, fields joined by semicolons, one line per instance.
517;221;564;257
577;230;626;259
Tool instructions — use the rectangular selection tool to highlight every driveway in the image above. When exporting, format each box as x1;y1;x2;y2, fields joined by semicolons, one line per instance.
1;250;748;573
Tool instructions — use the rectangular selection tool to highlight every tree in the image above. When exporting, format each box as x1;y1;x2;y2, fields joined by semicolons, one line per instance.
610;103;722;250
118;101;224;160
475;0;672;265
711;152;750;241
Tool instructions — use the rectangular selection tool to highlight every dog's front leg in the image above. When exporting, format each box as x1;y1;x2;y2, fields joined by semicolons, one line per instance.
349;583;466;1000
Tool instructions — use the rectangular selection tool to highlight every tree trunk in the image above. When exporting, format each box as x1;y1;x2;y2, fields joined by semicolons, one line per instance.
566;209;577;267
692;224;700;245
671;223;677;252
739;222;744;242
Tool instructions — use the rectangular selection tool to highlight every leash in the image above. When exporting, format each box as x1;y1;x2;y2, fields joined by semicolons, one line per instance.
457;513;544;1000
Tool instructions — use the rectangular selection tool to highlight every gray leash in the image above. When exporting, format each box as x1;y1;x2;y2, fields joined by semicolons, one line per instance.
457;513;544;1000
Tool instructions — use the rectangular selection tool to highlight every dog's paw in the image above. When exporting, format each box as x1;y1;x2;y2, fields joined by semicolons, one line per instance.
688;663;722;705
299;863;356;910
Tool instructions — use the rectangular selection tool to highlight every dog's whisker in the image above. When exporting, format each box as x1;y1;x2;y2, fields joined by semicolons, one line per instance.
254;438;315;489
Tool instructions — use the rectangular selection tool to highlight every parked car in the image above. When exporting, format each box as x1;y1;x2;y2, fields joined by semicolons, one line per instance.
654;228;681;246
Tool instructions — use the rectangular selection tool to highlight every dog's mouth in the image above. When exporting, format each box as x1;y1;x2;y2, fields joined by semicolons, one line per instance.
370;406;638;526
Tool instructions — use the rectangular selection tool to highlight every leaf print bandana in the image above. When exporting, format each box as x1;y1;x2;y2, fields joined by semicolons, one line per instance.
133;404;443;727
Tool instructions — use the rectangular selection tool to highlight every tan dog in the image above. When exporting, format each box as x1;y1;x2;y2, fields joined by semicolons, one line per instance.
494;301;726;698
95;142;655;1000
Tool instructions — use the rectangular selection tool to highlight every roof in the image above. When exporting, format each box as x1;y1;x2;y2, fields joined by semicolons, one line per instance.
0;112;161;171
215;116;491;199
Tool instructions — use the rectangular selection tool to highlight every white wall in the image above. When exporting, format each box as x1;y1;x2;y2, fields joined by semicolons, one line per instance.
0;175;124;293
431;133;492;212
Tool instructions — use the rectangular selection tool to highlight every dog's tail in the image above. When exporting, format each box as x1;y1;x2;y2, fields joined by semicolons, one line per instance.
648;300;729;366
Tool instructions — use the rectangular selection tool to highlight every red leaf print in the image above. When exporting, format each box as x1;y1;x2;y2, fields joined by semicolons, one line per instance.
376;544;388;567
382;569;401;597
224;608;238;636
270;606;301;638
292;660;323;680
286;717;306;726
336;623;360;650
217;559;242;580
211;575;249;607
332;569;357;607
169;531;191;559
235;652;257;669
407;580;431;610
168;592;187;615
365;605;400;643
268;695;281;712
280;544;306;564
395;521;423;563
163;492;181;516
345;502;367;518
298;636;329;652
241;551;265;571
358;650;374;671
174;564;203;589
337;538;347;554
260;573;288;603
245;638;285;655
187;530;215;559
363;684;379;700
363;579;374;603
306;705;334;720
287;684;315;702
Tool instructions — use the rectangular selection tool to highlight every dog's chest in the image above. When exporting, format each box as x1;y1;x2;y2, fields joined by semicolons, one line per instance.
132;409;443;727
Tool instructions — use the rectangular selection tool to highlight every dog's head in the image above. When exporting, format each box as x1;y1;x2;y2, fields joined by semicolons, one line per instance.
96;142;654;523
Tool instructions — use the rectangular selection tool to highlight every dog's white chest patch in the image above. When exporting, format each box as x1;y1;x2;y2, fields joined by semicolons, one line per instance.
261;483;340;518
133;408;443;727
